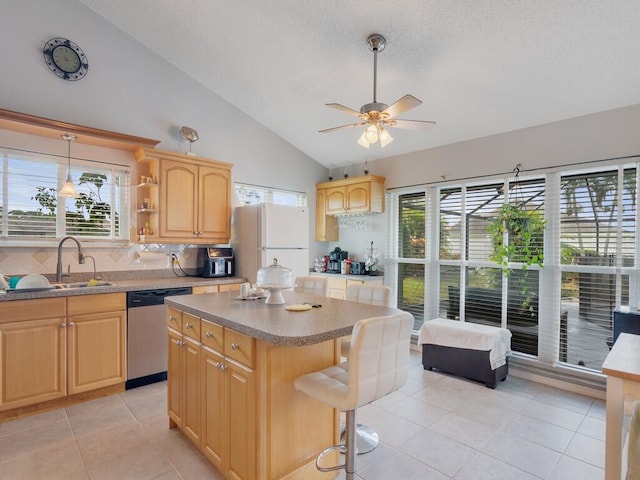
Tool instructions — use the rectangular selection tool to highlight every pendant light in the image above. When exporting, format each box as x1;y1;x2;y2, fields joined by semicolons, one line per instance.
58;133;79;198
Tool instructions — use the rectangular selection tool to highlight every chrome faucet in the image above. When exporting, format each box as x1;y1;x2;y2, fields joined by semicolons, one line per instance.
56;236;85;283
84;255;102;280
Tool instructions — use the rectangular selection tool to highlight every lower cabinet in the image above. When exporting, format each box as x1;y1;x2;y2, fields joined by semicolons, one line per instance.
319;275;384;300
0;314;66;410
168;308;337;480
167;309;202;446
67;294;127;395
169;312;257;480
202;347;256;480
192;282;242;295
0;294;126;413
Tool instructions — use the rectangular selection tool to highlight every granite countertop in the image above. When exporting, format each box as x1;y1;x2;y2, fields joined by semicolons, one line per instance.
165;289;399;347
0;274;245;302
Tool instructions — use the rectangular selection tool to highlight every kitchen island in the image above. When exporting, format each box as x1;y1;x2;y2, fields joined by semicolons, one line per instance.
164;289;400;480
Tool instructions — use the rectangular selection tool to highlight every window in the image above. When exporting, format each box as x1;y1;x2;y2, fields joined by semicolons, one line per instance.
438;179;545;353
235;183;307;207
0;149;129;241
396;192;426;330
559;167;635;368
389;162;638;373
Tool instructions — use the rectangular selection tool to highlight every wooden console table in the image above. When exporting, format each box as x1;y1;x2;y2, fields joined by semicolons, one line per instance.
602;332;640;480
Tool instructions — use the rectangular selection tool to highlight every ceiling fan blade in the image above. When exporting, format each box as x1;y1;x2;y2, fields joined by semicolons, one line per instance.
326;103;363;117
382;94;423;119
319;122;365;133
388;119;436;130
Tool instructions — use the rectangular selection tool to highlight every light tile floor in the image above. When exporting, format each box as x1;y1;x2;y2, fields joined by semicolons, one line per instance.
0;351;606;480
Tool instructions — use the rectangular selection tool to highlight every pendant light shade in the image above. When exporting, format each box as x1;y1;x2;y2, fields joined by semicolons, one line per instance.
59;133;78;198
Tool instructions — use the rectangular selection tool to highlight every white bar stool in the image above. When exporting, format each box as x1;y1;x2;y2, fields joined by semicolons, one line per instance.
293;276;329;296
294;311;413;480
340;283;392;454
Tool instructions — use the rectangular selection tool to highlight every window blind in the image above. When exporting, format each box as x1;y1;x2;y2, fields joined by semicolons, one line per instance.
234;183;307;207
556;166;636;369
1;149;129;240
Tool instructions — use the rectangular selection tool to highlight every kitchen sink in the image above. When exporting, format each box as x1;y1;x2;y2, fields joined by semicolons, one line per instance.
62;281;116;288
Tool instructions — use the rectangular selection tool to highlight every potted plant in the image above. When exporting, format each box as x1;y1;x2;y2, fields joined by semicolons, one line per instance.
487;203;545;272
486;203;545;316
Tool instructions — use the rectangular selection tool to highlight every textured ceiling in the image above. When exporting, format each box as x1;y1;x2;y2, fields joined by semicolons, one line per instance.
78;0;640;168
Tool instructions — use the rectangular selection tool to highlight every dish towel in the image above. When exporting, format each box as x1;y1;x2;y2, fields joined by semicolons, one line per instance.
628;400;640;480
418;318;512;369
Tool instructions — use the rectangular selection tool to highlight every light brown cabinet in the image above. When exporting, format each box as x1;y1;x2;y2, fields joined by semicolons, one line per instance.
167;308;202;446
135;147;233;244
315;188;338;242
66;294;127;395
169;312;256;480
192;283;242;295
318;175;385;216
0;298;66;411
201;321;256;480
0;294;126;414
313;274;384;300
316;175;385;241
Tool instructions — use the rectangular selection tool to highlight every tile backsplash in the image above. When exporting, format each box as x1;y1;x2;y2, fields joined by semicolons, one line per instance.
0;244;200;279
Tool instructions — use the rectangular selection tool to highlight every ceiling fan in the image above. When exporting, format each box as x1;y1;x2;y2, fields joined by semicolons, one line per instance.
319;33;436;148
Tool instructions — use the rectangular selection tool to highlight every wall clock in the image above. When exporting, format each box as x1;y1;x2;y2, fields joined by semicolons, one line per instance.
43;37;89;81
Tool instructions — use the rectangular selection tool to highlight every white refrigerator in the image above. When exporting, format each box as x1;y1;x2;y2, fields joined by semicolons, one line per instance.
232;203;309;284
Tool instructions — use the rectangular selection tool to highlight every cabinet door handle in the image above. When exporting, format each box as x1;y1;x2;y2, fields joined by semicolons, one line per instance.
185;322;193;329
60;323;67;328
169;315;176;322
205;331;213;338
220;363;227;372
68;322;75;327
231;343;239;350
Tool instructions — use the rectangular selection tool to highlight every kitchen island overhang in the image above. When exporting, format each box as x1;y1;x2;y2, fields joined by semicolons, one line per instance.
164;289;400;346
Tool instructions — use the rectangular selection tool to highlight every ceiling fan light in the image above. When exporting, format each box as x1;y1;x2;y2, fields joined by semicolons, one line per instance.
357;131;370;148
379;128;394;148
365;124;379;143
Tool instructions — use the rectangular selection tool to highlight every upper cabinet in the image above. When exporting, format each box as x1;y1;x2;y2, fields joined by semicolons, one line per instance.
135;147;233;244
317;175;385;216
315;175;385;242
315;188;338;242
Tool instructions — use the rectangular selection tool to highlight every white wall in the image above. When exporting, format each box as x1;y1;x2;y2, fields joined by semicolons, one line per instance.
372;103;640;188
3;0;640;277
0;0;329;275
325;103;640;268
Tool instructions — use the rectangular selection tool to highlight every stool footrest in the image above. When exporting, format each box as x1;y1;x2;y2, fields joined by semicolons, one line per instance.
316;444;347;472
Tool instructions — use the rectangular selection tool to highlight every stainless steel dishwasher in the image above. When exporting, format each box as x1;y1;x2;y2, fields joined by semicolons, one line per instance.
126;287;192;389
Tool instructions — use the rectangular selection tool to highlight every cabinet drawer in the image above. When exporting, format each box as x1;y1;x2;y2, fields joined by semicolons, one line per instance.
224;329;255;368
0;298;66;324
192;285;219;294
327;277;346;290
201;320;224;351
167;307;182;331
218;283;241;292
67;293;125;316
182;312;201;340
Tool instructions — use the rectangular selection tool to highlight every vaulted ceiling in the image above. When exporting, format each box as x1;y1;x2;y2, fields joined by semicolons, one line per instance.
78;1;640;168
